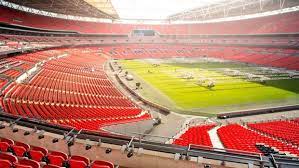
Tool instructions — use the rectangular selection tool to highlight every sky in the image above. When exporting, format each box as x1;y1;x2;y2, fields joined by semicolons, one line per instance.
111;0;226;20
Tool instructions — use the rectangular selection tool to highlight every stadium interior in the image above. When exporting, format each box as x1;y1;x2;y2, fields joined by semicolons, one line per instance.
0;0;299;168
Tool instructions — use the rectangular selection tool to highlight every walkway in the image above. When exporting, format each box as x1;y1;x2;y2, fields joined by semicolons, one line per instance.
208;125;225;149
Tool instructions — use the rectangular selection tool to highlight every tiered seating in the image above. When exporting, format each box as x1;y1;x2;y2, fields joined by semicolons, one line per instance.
291;118;299;124
248;120;299;146
7;84;134;107
217;124;299;155
101;44;202;59
53;114;150;130
173;124;215;147
8;50;65;65
1;6;299;35
0;137;114;168
0;50;67;80
0;78;8;88
1;48;150;131
102;45;299;71
1;69;21;78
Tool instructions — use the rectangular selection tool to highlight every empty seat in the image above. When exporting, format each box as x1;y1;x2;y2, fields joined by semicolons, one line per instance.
69;159;87;168
15;141;30;151
31;146;48;155
218;124;299;155
173;124;215;147
0;48;149;132
18;159;40;168
70;155;89;165
11;145;27;157
29;150;44;162
0;152;18;163
92;160;114;168
0;138;14;145
47;154;65;166
14;163;33;168
43;165;60;168
49;151;68;160
0;141;10;152
92;166;110;168
0;159;12;168
248;120;299;146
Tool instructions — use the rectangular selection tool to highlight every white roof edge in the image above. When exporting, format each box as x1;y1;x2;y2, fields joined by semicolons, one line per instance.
168;6;299;24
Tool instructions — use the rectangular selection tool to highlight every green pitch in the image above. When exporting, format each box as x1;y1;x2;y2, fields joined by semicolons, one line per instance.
120;59;299;116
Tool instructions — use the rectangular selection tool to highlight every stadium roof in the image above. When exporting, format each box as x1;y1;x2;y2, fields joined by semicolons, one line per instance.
167;0;299;21
2;0;299;22
3;0;119;19
111;0;227;20
84;0;118;19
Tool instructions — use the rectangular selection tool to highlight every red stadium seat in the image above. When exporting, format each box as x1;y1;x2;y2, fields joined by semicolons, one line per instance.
31;146;48;155
11;145;27;157
29;150;44;162
0;159;12;168
92;166;110;168
173;124;215;147
0;152;18;163
92;160;114;168
14;163;33;168
70;155;89;165
0;48;150;131
49;151;68;160
18;159;40;168
0;142;10;152
47;154;65;166
248;120;299;146
218;124;299;155
69;159;88;168
43;165;61;168
0;138;14;145
15;142;30;151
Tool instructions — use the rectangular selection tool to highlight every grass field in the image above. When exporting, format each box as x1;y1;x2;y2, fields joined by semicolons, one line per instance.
120;59;299;116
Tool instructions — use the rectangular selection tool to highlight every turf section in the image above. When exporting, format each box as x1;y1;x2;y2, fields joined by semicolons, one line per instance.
120;60;299;116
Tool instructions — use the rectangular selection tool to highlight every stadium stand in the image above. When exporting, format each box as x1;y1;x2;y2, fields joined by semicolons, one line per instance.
0;1;299;167
0;48;151;131
1;6;299;35
173;124;215;147
217;124;299;156
248;120;299;146
101;44;299;70
0;137;114;168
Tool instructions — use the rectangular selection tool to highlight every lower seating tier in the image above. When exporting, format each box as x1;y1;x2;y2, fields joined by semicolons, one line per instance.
0;47;151;132
248;120;299;146
173;124;215;147
217;124;299;156
0;137;114;168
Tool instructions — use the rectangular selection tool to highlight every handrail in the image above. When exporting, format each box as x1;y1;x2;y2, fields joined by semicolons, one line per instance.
0;111;274;167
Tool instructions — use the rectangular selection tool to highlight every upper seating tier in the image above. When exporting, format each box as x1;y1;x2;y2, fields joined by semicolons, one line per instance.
1;6;299;35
